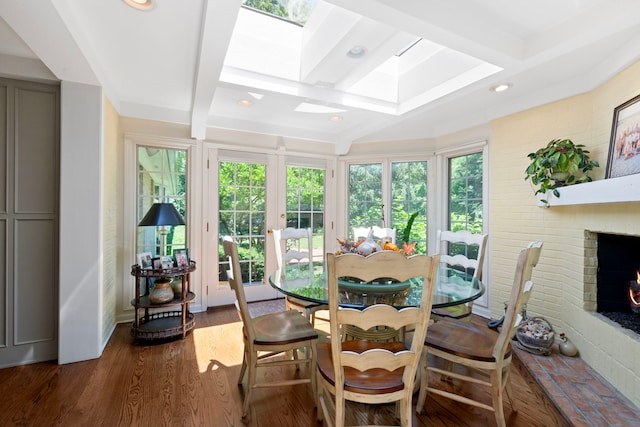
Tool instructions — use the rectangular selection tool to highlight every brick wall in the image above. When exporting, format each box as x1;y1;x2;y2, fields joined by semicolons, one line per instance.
489;60;640;408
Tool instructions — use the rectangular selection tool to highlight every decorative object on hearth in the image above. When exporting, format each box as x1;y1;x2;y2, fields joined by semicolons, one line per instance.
558;333;579;357
515;316;554;355
606;93;640;179
525;138;599;205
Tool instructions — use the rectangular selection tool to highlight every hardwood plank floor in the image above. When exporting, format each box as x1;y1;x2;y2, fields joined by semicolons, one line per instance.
0;303;567;426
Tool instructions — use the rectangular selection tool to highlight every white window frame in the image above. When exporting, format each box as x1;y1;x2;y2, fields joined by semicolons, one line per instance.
435;140;489;317
120;134;200;322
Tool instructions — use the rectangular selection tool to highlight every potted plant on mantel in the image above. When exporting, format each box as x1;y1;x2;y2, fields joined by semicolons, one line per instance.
524;138;600;204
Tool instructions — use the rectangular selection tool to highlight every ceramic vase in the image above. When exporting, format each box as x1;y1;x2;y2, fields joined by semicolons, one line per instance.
558;334;578;357
356;228;382;255
170;277;183;297
149;279;174;304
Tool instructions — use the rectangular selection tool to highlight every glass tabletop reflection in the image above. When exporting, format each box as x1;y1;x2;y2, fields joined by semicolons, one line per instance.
268;261;484;309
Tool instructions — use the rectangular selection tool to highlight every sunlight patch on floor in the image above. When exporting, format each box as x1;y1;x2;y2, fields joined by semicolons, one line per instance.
193;321;244;373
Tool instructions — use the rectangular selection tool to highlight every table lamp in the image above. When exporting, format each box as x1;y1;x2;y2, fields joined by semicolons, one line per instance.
138;202;186;303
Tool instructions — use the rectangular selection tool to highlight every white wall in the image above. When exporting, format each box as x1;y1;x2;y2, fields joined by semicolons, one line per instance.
59;81;104;363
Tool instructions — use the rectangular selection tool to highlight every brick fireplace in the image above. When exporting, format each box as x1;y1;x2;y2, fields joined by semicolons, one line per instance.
517;174;640;410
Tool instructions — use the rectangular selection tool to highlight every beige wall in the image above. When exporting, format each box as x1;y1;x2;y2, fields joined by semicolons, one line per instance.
490;60;640;407
102;97;119;347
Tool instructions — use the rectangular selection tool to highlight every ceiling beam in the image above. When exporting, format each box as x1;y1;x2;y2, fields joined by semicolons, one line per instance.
0;0;98;85
190;0;241;140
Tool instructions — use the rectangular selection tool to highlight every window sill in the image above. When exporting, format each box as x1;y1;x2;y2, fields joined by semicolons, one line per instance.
537;174;640;207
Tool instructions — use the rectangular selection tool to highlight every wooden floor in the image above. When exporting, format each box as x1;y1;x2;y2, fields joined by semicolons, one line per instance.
0;302;568;427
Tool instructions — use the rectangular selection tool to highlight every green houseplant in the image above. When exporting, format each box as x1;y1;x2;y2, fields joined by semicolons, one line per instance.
524;138;599;203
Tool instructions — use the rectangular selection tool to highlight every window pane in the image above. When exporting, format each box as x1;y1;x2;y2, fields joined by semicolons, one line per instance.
218;161;266;285
348;163;383;237
286;165;324;261
136;146;188;258
391;161;428;253
448;152;483;234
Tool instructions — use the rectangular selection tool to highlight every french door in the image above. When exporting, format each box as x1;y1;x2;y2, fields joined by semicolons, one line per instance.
206;148;330;307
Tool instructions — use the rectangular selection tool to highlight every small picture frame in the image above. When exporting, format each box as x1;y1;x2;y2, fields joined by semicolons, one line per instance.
173;248;189;268
136;252;153;269
151;257;162;270
606;93;640;178
161;256;174;269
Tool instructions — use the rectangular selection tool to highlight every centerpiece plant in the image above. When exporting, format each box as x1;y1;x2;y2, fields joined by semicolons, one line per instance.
337;212;419;256
524;138;599;204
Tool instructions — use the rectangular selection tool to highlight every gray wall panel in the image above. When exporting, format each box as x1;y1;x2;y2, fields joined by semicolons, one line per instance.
0;85;6;214
14;219;55;344
15;88;57;214
0;220;5;347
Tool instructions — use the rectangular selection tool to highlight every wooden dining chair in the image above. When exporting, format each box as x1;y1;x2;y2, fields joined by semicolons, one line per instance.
431;230;488;320
272;227;328;326
317;250;440;427
416;241;543;427
222;236;318;420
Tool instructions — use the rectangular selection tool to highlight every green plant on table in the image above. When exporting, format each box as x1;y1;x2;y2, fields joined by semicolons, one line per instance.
524;138;599;204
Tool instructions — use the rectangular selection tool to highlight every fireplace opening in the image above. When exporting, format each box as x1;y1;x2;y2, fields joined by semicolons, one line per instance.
597;233;640;335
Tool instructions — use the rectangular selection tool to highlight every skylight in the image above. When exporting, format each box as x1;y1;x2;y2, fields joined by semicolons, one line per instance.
223;1;502;117
242;0;318;26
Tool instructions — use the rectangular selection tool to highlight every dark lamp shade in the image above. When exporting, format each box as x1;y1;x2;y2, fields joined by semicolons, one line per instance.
138;203;185;226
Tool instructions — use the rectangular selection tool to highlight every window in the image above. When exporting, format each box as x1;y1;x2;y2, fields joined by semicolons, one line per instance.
218;161;266;285
348;163;383;234
286;165;325;261
391;161;428;252
347;161;428;253
242;0;318;25
136;147;187;257
447;152;483;257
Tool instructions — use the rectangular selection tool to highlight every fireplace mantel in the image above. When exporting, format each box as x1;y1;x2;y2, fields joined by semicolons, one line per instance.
538;174;640;207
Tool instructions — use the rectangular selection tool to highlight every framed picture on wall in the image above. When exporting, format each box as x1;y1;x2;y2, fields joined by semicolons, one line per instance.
173;248;189;268
136;252;153;269
606;93;640;178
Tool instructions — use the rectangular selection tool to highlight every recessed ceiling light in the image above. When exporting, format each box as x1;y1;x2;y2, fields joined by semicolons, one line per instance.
237;99;253;107
490;83;512;93
347;45;367;59
329;115;343;122
123;0;154;10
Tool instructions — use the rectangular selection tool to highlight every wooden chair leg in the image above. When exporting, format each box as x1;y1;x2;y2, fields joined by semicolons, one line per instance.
335;389;345;427
503;367;517;413
310;345;317;405
316;375;324;423
238;347;248;385
416;353;428;414
242;351;258;418
491;369;506;427
399;397;411;426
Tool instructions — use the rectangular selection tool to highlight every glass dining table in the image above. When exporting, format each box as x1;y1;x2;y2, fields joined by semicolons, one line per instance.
268;260;484;310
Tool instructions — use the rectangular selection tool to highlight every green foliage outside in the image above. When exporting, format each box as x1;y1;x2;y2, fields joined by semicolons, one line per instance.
218;162;266;283
242;0;317;25
347;155;483;256
448;153;483;259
